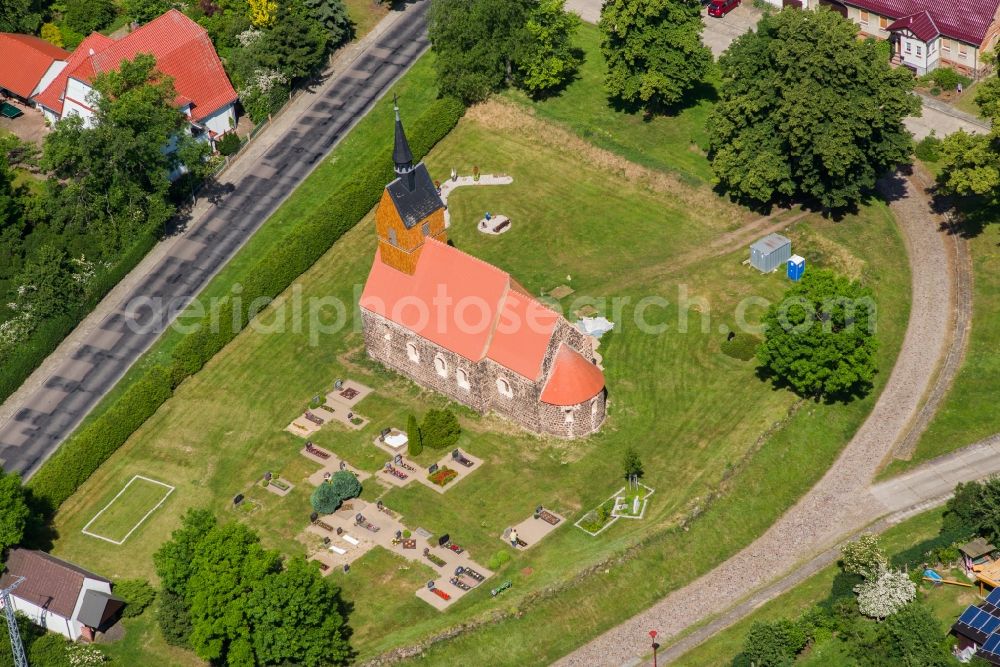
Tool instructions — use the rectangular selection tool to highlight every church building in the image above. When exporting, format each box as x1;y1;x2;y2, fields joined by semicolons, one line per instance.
359;103;607;438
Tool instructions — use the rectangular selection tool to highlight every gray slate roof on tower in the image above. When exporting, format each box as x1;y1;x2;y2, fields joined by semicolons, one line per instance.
393;100;413;170
386;163;444;228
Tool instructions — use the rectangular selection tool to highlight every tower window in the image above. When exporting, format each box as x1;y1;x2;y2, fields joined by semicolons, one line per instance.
422;222;431;236
388;228;397;247
406;341;420;363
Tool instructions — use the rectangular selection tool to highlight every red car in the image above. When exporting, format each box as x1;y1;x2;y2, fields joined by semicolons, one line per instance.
707;0;740;17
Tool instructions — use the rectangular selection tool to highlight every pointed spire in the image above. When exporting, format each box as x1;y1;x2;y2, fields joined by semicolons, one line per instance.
393;94;413;177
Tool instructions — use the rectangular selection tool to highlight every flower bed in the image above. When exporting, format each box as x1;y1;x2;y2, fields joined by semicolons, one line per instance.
428;466;458;487
425;552;447;567
270;478;291;491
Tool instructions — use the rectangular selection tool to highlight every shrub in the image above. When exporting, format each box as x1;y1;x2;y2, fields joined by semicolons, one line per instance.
406;414;423;456
216;132;242;157
742;618;809;666
115;579;157;618
487;550;512;570
721;332;761;361
40;23;63;47
310;482;341;514
28;97;465;514
914;135;942;163
926;67;969;92
27;632;69;667
157;589;193;647
421;409;461;449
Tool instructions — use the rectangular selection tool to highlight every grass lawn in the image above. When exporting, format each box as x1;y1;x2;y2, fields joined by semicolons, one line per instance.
883;215;1000;475
671;507;973;666
81;475;174;544
504;23;718;186
952;81;984;118
48;99;910;663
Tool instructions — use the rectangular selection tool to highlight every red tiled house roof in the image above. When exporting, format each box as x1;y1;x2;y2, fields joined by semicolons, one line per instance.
36;9;237;122
0;33;68;99
33;33;114;115
887;11;940;42
843;0;1000;45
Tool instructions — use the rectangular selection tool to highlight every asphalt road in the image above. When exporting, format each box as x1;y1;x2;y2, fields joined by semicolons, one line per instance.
0;1;430;476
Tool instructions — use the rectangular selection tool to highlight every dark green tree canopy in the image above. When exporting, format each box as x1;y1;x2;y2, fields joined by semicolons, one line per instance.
622;447;643;479
124;0;173;24
599;0;711;112
154;510;351;665
742;618;809;666
0;470;30;557
0;0;41;33
757;269;878;400
429;0;534;103
302;0;354;47
708;8;919;209
421;408;461;449
330;470;361;501
517;0;582;95
310;481;342;514
406;414;423;456
64;0;118;34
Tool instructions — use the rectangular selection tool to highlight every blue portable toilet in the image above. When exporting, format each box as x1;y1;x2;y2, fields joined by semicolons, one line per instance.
787;255;806;282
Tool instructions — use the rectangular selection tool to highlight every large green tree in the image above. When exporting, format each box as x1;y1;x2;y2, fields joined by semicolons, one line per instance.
64;0;118;34
599;0;710;112
11;245;82;320
518;0;581;95
302;0;353;47
421;409;461;449
936;129;1000;205
154;510;351;665
0;470;30;557
123;0;172;24
757;269;878;399
41;54;187;254
428;0;534;103
0;0;41;33
708;8;918;209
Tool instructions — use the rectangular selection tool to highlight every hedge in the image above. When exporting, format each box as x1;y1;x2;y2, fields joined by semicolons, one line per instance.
28;97;465;510
0;230;159;406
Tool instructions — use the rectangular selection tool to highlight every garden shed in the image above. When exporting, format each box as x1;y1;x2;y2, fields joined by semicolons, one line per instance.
750;233;792;273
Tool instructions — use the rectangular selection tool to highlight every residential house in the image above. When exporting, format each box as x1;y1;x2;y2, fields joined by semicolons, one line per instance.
360;105;608;438
0;33;68;104
0;549;123;641
34;9;238;143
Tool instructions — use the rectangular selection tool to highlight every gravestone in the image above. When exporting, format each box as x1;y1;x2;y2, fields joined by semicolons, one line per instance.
233;494;244;505
438;534;450;547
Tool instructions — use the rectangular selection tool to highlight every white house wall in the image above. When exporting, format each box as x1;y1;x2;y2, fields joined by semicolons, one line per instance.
8;595;79;640
200;103;236;137
33;61;66;98
69;577;112;630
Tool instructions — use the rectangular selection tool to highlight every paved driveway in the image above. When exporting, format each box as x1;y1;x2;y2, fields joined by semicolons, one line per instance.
0;1;431;475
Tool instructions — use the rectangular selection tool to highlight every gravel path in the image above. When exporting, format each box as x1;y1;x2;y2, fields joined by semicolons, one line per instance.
554;170;960;666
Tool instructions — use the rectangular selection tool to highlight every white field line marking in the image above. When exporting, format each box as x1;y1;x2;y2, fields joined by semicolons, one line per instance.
81;474;175;545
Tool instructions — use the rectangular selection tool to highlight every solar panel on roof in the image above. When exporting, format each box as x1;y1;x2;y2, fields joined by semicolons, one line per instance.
972;610;991;630
983;615;1000;634
959;606;980;625
988;588;1000;606
983;633;1000;655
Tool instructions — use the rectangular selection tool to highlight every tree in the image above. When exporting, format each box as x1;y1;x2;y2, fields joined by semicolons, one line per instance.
757;270;878;399
708;8;919;209
249;0;279;27
41;23;64;48
41;54;187;255
407;414;423;456
123;0;172;24
185;523;281;663
855;568;915;620
421;409;461;449
599;0;711;112
252;2;330;81
153;508;217;596
0;470;30;556
12;245;82;320
310;481;341;514
0;0;41;33
873;603;952;666
428;0;534;103
840;534;887;580
329;470;361;504
245;557;351;666
942;480;986;538
64;0;117;34
936;129;1000;205
302;0;353;47
517;0;581;95
622;446;643;480
154;512;351;665
742;618;808;666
